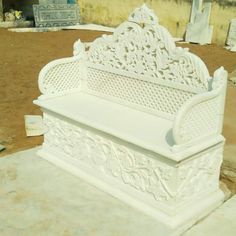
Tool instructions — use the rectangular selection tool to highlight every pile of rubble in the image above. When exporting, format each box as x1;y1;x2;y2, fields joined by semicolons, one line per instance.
4;9;24;22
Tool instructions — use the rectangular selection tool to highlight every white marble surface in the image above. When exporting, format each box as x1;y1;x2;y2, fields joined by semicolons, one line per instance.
0;147;236;236
185;0;213;45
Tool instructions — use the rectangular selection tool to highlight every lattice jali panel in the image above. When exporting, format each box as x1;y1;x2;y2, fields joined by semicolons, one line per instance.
179;96;221;143
39;60;82;95
87;68;195;117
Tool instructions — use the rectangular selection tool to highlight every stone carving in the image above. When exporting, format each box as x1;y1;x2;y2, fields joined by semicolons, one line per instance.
86;67;195;117
43;113;222;205
35;5;226;234
43;113;175;203
88;5;210;91
128;4;158;26
185;0;213;45
33;0;80;27
226;19;236;52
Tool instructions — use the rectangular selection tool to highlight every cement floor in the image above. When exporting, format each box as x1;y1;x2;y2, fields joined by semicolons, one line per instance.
0;148;236;236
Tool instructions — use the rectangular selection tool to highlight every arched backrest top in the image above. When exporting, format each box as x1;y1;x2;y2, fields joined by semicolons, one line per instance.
86;4;211;92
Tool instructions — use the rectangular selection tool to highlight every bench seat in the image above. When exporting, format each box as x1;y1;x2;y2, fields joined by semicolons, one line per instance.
35;92;175;155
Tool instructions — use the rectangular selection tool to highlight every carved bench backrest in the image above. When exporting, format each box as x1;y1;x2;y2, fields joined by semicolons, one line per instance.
81;5;211;120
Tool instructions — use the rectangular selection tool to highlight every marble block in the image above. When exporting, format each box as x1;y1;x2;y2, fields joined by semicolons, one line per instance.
226;19;236;50
185;0;213;45
33;4;80;27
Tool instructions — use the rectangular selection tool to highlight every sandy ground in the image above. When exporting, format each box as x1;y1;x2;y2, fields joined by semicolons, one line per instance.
0;28;235;160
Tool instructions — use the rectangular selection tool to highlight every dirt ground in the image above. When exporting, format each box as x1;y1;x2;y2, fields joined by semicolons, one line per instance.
0;28;235;159
0;29;107;156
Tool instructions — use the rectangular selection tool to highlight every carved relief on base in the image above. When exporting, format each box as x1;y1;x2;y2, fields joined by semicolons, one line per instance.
43;112;223;206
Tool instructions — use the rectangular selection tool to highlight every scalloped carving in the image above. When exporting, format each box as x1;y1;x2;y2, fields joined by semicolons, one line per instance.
128;4;158;25
87;5;210;91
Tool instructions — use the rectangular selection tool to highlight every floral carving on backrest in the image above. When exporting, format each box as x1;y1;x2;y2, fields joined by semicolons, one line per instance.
87;4;210;91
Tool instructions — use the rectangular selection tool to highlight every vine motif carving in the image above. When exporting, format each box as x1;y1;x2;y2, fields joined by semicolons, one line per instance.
87;5;210;90
43;114;222;204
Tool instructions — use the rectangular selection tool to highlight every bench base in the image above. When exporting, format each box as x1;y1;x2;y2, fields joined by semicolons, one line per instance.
40;111;225;235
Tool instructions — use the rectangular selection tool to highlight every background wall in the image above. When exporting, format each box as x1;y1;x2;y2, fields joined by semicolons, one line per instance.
78;0;236;45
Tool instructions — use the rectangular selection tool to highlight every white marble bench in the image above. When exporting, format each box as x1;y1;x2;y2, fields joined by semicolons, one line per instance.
34;5;228;236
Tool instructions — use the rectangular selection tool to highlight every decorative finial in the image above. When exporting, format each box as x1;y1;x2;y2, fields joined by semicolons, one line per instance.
128;4;158;26
212;67;227;89
73;39;85;57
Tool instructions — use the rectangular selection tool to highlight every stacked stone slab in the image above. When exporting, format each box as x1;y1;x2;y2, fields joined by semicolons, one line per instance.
33;0;80;27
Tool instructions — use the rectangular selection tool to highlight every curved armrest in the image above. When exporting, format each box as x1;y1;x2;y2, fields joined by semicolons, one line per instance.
172;67;227;145
38;40;86;96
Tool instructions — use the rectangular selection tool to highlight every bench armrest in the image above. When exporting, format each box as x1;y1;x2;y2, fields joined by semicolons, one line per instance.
38;40;86;97
172;67;227;145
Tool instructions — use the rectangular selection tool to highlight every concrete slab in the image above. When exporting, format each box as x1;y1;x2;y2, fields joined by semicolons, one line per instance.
0;147;169;236
184;195;236;236
0;147;235;236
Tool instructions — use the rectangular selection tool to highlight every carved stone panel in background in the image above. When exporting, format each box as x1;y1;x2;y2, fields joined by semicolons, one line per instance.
34;5;226;235
33;4;80;27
